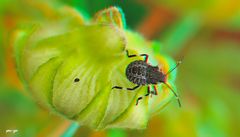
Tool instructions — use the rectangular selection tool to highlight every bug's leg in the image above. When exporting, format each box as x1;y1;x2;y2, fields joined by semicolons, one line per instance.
141;53;149;62
136;86;151;106
145;86;151;96
136;97;143;105
126;85;140;90
112;85;140;91
164;83;181;107
126;50;137;58
111;86;123;90
126;50;149;62
137;85;152;105
151;85;158;96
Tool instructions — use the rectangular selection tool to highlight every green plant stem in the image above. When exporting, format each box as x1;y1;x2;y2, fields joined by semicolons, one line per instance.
61;122;80;137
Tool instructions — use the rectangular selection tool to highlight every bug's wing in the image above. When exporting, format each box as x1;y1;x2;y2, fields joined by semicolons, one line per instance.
93;6;126;29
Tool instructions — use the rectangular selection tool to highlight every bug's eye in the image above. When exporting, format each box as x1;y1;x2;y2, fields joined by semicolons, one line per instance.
74;78;80;82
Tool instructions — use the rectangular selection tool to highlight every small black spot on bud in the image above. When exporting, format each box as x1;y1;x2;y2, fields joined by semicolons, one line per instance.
74;78;80;82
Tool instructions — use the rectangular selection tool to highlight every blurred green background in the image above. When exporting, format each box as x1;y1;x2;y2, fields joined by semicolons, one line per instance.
1;0;240;137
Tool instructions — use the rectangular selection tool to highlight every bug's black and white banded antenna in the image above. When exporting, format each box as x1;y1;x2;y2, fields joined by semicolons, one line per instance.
164;58;183;107
163;82;181;107
165;59;182;76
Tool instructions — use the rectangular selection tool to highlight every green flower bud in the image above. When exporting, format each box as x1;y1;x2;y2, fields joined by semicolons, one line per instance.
14;6;177;129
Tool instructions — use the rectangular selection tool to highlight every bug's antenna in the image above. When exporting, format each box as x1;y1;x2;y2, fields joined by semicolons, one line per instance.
165;60;182;76
163;83;181;107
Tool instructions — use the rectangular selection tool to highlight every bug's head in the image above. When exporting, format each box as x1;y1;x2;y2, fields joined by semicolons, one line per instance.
147;66;166;84
158;71;167;83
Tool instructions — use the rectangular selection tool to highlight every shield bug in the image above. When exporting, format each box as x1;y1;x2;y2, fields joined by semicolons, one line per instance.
112;50;181;107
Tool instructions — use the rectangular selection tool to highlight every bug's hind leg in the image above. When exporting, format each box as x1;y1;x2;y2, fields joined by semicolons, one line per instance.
112;85;140;91
126;50;149;62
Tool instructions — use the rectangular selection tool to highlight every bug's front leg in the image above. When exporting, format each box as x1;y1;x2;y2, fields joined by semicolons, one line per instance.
126;50;149;62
